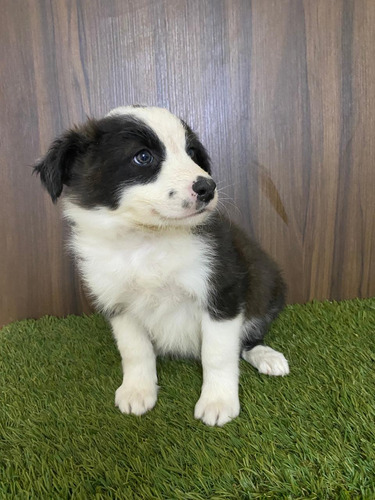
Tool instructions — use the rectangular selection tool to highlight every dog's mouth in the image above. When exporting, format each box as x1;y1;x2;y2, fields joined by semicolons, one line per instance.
149;191;218;224
152;207;209;221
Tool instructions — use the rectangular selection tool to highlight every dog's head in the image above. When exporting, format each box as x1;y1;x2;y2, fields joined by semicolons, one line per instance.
33;106;218;228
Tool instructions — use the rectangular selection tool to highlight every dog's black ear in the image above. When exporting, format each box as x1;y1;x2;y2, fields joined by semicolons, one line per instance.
33;127;90;203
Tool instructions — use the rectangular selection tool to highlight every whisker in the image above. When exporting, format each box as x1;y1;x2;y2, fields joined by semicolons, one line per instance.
215;179;244;191
216;192;241;216
217;200;232;225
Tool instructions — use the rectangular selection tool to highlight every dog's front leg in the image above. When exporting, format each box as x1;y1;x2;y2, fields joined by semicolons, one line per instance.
110;313;158;416
194;312;243;426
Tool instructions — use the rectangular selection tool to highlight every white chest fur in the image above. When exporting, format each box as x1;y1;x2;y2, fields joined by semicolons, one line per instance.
70;224;213;357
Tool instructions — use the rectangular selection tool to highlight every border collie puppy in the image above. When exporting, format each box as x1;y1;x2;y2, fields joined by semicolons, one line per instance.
34;106;289;426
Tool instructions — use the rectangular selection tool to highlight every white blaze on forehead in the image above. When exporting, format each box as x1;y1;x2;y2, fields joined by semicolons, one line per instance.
107;106;187;155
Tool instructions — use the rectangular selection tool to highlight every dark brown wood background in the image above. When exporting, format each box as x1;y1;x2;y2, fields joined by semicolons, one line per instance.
1;0;374;326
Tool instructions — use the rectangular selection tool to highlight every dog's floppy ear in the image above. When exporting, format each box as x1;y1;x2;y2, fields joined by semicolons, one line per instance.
33;126;90;203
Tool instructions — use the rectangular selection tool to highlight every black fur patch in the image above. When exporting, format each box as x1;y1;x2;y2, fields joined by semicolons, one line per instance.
33;129;90;203
195;215;248;321
181;120;212;174
34;115;166;209
196;214;286;344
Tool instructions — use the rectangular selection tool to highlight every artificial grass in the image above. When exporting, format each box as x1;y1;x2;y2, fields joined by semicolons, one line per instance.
1;299;374;499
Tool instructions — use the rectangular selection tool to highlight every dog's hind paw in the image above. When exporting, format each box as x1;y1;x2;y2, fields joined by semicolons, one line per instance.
242;345;289;376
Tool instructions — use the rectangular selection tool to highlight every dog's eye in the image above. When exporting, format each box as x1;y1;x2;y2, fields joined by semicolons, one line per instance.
133;150;154;166
187;148;195;159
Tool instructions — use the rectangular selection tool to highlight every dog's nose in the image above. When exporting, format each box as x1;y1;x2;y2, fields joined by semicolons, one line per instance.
192;177;216;203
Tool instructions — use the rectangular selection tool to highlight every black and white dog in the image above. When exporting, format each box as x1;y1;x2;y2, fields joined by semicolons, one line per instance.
34;106;289;426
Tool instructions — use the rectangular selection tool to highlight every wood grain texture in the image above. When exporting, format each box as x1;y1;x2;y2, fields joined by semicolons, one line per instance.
1;0;374;325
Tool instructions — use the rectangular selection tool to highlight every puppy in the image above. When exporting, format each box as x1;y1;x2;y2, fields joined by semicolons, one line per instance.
34;106;289;426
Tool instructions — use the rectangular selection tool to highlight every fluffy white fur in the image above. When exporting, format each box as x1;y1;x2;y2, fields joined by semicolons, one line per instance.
64;202;213;358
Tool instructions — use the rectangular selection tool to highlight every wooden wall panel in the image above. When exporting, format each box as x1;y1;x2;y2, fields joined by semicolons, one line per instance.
1;0;374;325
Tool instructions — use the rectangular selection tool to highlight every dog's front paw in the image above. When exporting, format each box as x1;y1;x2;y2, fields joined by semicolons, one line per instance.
194;390;240;426
115;382;158;416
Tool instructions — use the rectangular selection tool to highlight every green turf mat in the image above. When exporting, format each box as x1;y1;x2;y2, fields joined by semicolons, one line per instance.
1;299;374;499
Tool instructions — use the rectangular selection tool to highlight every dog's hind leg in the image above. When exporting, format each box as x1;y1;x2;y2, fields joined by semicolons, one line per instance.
241;317;289;376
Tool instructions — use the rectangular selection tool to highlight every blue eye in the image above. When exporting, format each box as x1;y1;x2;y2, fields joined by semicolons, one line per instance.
187;148;195;159
134;150;154;166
